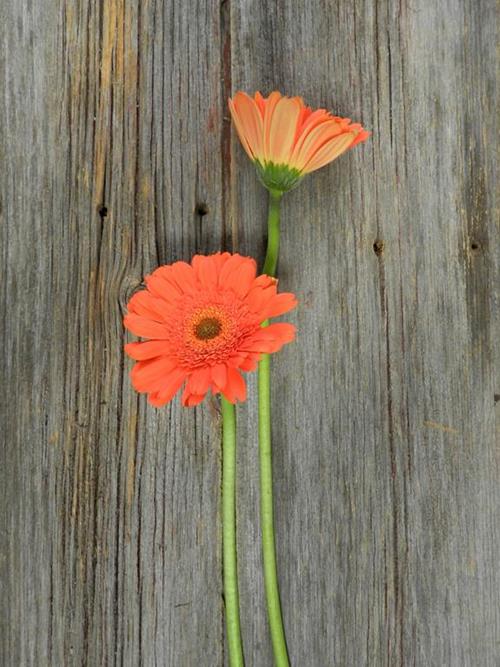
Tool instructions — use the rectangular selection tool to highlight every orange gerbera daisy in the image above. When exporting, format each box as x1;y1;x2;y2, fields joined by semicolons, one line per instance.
123;253;297;407
229;90;370;192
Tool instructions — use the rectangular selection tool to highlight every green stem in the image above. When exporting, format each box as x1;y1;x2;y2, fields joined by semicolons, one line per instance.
221;397;245;667
258;191;290;666
262;190;283;276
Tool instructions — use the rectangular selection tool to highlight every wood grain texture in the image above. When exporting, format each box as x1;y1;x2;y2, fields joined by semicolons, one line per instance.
1;1;498;666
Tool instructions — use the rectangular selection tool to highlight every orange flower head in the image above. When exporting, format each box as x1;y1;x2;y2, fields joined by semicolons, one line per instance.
123;253;297;407
229;91;370;193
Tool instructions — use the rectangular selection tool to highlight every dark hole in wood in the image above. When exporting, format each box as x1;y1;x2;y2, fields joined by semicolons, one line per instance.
494;394;500;403
99;205;108;218
195;202;209;217
470;242;479;250
373;240;384;256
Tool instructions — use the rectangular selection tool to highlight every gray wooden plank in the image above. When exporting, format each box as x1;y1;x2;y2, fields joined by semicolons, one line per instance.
1;0;498;666
231;0;499;665
1;1;228;665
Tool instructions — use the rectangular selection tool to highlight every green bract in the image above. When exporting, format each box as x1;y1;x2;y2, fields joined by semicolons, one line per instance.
255;160;303;194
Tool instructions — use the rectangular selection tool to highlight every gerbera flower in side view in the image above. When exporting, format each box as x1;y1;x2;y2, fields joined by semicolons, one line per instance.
229;90;370;193
123;252;297;407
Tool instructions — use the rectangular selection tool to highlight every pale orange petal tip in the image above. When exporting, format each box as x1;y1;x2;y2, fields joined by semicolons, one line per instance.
228;90;370;191
123;252;298;408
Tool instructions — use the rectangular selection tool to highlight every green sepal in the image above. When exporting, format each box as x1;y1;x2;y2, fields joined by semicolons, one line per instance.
254;160;303;194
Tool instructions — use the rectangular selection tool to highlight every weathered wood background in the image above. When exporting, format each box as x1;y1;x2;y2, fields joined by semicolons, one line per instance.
1;0;498;665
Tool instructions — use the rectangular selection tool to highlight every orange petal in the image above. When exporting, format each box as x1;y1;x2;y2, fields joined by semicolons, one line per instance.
168;261;198;292
260;292;298;319
218;253;248;281
186;367;212;395
146;366;187;395
227;353;247;367
192;254;218;286
252;274;277;288
181;390;206;407
295;108;330;139
219;254;256;296
254;91;266;116
127;291;171;321
211;363;228;390
350;129;371;147
290;119;344;171
268;96;302;165
221;367;247;403
302;132;355;173
263;91;283;160
212;252;233;272
230;261;258;298
123;314;169;339
239;354;260;372
229;92;264;161
124;340;169;360
131;357;179;392
145;270;183;304
246;279;278;314
229;98;253;159
293;104;315;146
242;323;296;353
148;368;187;406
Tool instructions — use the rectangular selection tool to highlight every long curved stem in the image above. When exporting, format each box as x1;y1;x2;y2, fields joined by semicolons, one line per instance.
258;351;290;666
262;190;282;277
258;191;290;666
221;397;245;667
